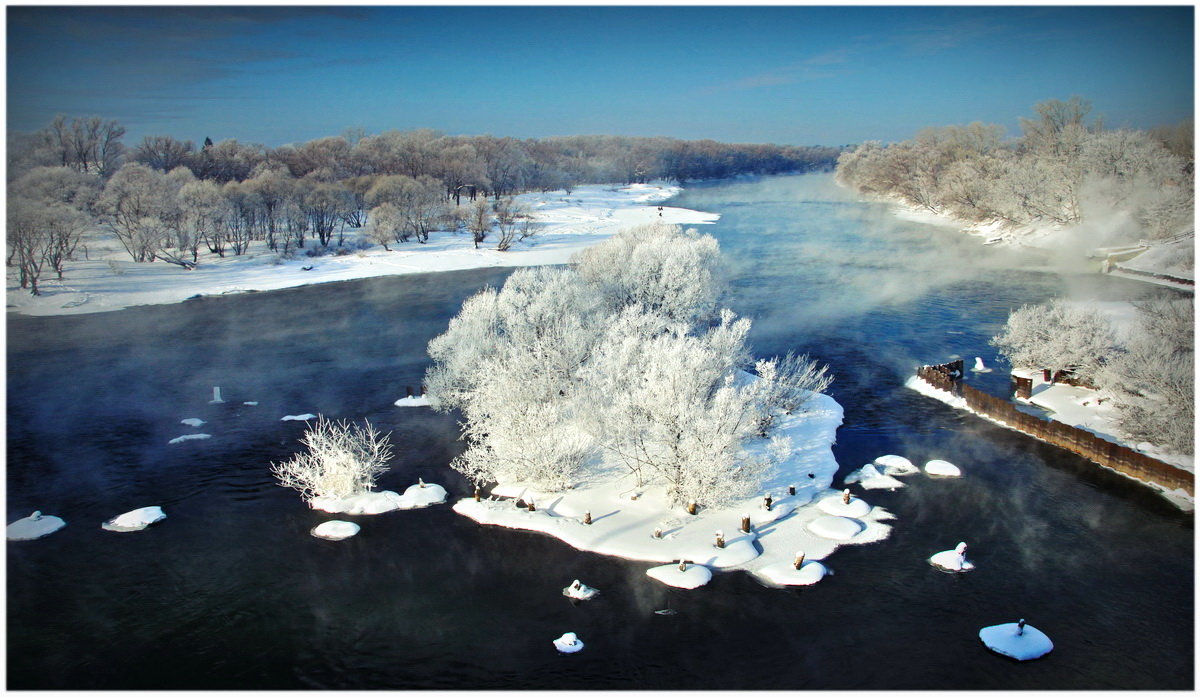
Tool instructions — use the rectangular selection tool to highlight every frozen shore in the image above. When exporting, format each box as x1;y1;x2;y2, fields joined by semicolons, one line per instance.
6;183;718;317
453;392;895;588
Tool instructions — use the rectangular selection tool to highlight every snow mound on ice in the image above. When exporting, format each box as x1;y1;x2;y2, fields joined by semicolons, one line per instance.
979;622;1053;660
687;537;760;569
102;506;166;532
281;413;316;422
6;511;66;540
750;502;794;525
168;433;211;444
180;418;205;428
874;454;919;475
553;632;584;654
929;543;974;572
817;494;871;518
311;520;361;540
646;563;713;589
807;515;865;540
756;560;828;587
844;463;905;490
399;481;448;507
925;459;962;477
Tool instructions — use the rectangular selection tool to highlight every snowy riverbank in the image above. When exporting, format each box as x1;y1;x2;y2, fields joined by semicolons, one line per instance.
882;196;1194;288
6;182;718;317
453;392;895;588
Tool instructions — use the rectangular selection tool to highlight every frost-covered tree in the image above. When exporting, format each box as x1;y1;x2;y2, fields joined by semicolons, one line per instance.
270;416;393;502
991;299;1116;380
573;222;724;325
1095;297;1194;454
748;352;834;436
99;162;178;262
6;198;86;294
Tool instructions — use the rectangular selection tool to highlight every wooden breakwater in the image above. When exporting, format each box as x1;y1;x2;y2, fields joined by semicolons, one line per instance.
916;360;1194;497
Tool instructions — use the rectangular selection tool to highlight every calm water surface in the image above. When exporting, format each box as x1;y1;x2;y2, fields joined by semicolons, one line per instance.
7;173;1192;689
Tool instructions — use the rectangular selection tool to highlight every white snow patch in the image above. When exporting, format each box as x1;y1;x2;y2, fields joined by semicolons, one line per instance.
816;494;872;518
844;463;905;490
180;418;206;428
311;520;361;540
807;515;866;541
309;481;447;514
281;413;316;422
646;563;713;589
979;622;1053;661
756;560;828;587
101;506;166;532
168;433;211;444
873;454;919;476
925;460;962;477
6;511;66;540
563;580;599;600
243;401;259;406
553;632;585;653
929;543;975;572
394;395;430;408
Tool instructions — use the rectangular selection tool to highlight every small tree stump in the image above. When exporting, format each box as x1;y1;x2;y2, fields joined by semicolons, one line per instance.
653;527;663;539
714;531;725;549
419;477;426;488
527;499;536;512
687;501;698;515
793;551;805;570
406;385;414;397
788;484;796;496
678;559;687;572
583;510;592;525
842;489;851;504
763;494;773;511
740;515;751;534
473;487;481;502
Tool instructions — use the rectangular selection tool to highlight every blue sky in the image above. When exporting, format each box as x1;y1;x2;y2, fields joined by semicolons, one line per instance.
6;5;1194;148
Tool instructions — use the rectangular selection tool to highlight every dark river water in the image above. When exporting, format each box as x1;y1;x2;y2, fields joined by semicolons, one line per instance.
7;173;1192;690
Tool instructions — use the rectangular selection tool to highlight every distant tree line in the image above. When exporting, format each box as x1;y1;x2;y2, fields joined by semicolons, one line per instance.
836;97;1194;242
6;115;842;294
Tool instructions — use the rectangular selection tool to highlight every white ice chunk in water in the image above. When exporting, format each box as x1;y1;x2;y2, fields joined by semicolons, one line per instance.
972;357;993;373
102;506;166;532
210;386;224;404
399;480;448;507
646;562;713;589
925;459;962;477
807;515;865;540
757;560;828;587
311;520;361;540
180;418;205;428
929;541;975;572
844;463;905;490
873;454;919;476
563;579;599;600
169;433;211;444
394;395;431;408
6;511;66;540
243;402;258;406
979;620;1053;660
553;632;585;654
281;413;317;422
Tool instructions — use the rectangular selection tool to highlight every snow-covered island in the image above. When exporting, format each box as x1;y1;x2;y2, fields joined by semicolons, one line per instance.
430;223;894;588
7;183;716;317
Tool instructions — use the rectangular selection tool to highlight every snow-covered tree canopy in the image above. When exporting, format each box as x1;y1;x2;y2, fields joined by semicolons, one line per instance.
425;223;833;509
991;298;1116;378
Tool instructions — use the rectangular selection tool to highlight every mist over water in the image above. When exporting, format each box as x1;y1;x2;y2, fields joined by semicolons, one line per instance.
7;173;1191;689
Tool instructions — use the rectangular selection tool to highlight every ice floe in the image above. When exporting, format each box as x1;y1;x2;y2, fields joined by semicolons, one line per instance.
925;459;962;477
180;418;206;428
101;506;166;532
309;480;448;515
394;395;431;408
311;520;361;540
816;491;872;518
979;620;1053;660
6;511;66;540
563;579;599;600
873;454;920;476
553;632;585;654
281;413;317;422
646;561;713;589
168;433;211;444
844;463;905;490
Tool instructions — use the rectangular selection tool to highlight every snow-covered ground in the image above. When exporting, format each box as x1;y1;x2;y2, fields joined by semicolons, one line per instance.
453;392;896;589
6;183;718;317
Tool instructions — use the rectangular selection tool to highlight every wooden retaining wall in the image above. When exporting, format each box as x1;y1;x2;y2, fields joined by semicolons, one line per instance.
916;363;1193;497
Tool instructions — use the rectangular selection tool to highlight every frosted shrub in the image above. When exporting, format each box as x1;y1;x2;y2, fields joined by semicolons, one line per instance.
270;417;393;502
991;299;1115;380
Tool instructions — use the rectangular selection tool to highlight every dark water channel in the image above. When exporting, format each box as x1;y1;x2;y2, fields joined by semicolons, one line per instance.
7;173;1192;689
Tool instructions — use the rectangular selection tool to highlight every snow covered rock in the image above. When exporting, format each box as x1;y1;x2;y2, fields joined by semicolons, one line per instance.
101;506;166;532
553;632;585;654
7;511;66;540
817;493;872;518
311;520;361;540
563;579;599;600
925;459;962;477
979;620;1053;660
929;542;975;572
180;418;205;428
309;481;447;515
807;515;865;541
756;560;828;587
873;454;919;476
646;562;713;589
168;433;211;444
972;357;993;373
844;463;905;490
281;413;316;422
394;395;430;408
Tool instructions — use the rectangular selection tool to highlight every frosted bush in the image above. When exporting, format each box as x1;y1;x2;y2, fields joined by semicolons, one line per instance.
270;416;393;502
